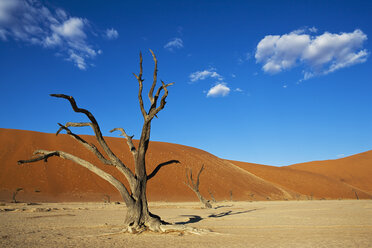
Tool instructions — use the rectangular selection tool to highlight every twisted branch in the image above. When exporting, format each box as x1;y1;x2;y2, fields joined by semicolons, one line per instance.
195;164;205;189
149;81;174;120
50;94;135;183
57;123;112;165
133;52;147;119
110;128;137;156
147;160;180;180
185;165;211;208
18;151;60;164
18;150;134;206
148;49;158;104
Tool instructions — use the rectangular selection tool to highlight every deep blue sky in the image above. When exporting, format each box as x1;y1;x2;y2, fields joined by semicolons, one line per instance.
1;0;371;166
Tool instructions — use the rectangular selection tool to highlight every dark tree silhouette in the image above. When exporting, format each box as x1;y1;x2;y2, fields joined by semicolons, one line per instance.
18;51;187;233
12;188;23;203
185;165;212;208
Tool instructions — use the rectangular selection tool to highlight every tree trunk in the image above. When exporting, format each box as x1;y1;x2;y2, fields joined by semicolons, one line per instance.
185;165;212;209
123;177;163;232
195;190;212;209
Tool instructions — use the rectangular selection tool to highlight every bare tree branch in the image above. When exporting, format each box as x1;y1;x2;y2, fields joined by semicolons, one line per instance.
57;123;113;165
184;181;195;191
147;160;180;180
196;164;205;189
110;128;137;156
19;51;177;232
49;94;135;183
18;151;60;164
187;167;194;186
149;81;174;119
133;52;147;119
150;81;173;110
185;165;211;208
57;122;93;130
148;49;158;104
50;94;110;155
18;150;134;206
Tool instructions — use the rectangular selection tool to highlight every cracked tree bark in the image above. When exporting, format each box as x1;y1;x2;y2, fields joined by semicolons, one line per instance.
18;50;180;233
185;165;212;209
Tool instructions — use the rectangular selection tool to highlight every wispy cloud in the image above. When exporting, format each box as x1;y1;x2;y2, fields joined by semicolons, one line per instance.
238;52;251;64
189;68;223;82
255;28;368;80
336;154;345;158
164;37;183;51
189;68;234;97
309;26;317;33
207;83;230;97
105;28;118;40
0;0;117;70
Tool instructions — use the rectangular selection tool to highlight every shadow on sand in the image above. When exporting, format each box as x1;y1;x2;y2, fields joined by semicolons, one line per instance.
175;208;261;225
213;205;234;209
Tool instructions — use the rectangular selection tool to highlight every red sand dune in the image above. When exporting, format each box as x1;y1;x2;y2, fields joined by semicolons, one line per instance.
228;160;371;200
0;128;287;202
0;128;371;202
288;151;372;194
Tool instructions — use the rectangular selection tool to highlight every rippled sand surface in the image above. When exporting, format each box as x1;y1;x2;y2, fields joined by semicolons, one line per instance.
1;200;371;248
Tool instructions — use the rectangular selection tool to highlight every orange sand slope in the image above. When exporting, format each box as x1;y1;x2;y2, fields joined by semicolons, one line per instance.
0;128;286;202
289;151;372;193
228;150;372;200
0;128;371;202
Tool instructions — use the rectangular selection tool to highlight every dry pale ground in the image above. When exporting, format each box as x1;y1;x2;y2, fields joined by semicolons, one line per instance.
1;200;371;248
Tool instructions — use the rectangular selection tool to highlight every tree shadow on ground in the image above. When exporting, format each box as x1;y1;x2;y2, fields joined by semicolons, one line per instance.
208;208;260;218
174;208;262;225
175;215;203;225
213;205;233;209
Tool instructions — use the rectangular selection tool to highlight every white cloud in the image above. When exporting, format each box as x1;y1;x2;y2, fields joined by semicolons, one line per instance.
302;30;368;72
164;37;183;50
207;83;230;97
309;26;317;33
55;9;67;20
43;32;61;46
105;28;118;40
189;67;232;97
303;71;314;80
51;17;86;40
255;32;310;73
189;68;223;82
235;88;243;92
0;0;20;24
255;29;368;79
68;51;86;70
0;0;116;70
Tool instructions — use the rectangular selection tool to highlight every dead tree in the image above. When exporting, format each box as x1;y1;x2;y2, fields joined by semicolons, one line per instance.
12;188;23;203
103;194;111;203
208;189;216;203
18;51;182;233
185;165;212;208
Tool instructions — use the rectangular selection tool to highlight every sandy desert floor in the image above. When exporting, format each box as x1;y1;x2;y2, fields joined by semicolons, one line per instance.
1;200;371;248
